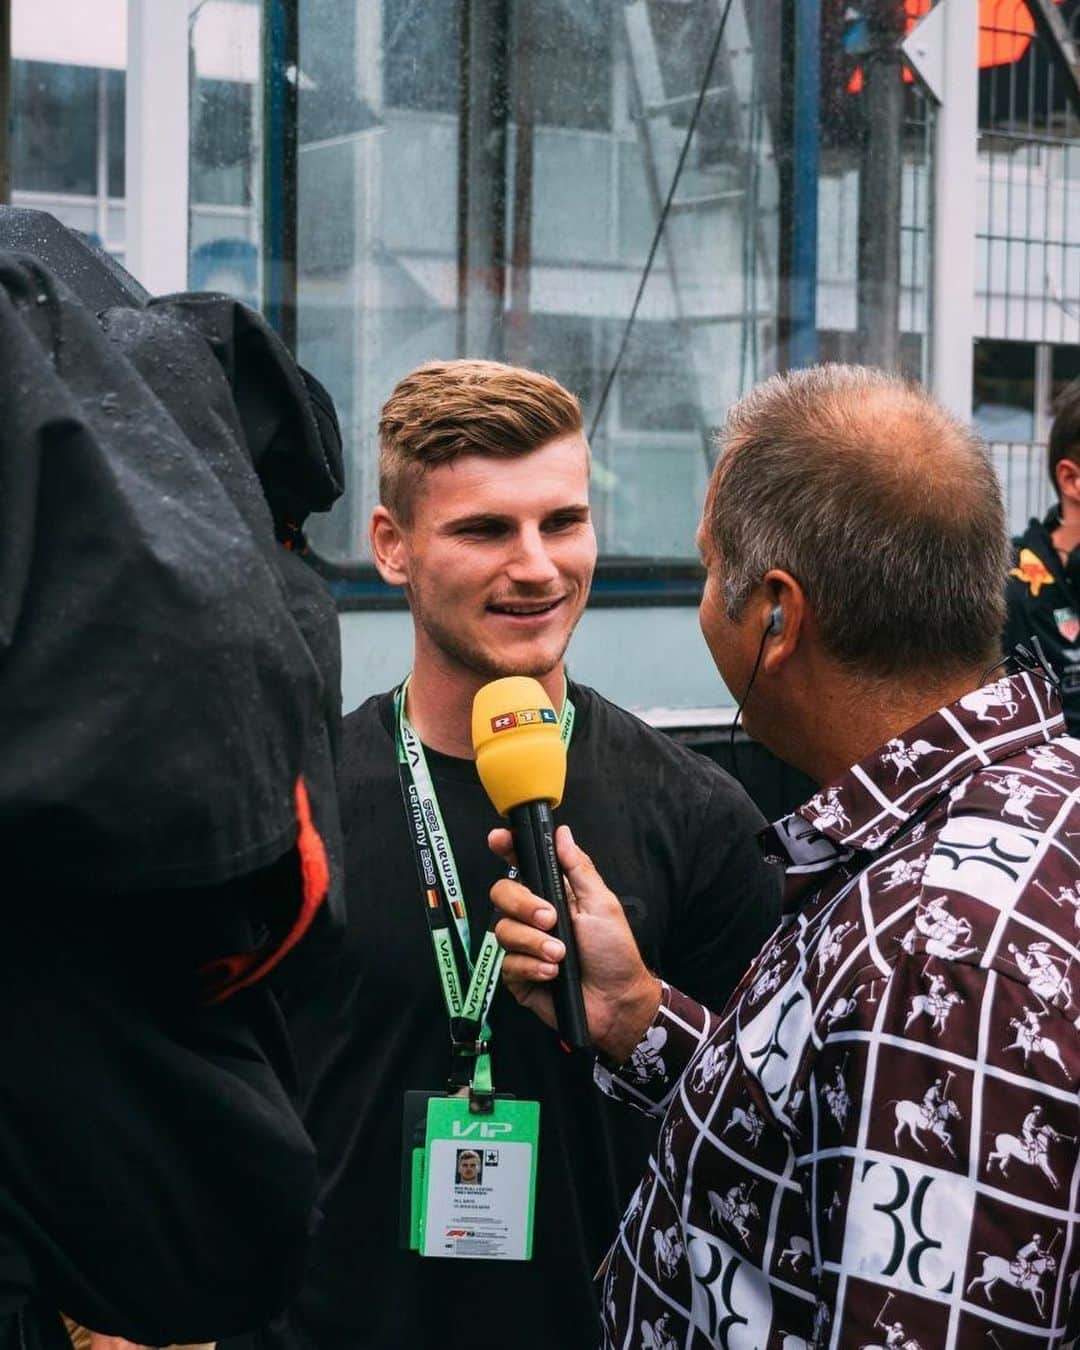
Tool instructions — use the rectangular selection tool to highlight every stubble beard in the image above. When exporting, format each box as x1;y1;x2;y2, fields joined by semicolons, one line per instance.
413;595;577;682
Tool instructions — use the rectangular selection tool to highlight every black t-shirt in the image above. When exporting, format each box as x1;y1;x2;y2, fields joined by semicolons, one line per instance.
1004;512;1080;733
284;681;781;1350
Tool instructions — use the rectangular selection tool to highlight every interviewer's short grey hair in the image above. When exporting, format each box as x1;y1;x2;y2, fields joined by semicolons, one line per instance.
704;364;1007;678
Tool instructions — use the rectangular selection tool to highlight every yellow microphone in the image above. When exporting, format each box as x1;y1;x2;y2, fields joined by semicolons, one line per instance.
472;676;566;813
472;677;589;1051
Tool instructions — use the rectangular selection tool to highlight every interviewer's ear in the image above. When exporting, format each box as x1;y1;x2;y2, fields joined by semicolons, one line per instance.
761;569;804;674
370;505;410;586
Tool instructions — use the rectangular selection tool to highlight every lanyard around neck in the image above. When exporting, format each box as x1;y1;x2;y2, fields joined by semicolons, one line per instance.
393;677;574;1095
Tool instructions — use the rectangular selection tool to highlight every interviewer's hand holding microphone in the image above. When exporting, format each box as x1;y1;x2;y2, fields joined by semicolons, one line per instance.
472;677;661;1063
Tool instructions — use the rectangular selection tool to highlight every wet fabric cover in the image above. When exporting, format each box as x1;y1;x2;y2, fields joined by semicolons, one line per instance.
0;249;345;1340
0;252;342;898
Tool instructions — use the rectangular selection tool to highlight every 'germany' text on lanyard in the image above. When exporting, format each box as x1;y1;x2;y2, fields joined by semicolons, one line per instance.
394;676;575;1103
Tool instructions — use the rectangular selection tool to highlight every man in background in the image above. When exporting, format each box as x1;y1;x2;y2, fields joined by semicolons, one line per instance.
280;360;780;1349
1005;380;1080;731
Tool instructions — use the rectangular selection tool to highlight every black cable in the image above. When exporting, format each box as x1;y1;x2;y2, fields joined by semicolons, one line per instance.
588;0;738;444
984;636;1060;690
728;617;773;791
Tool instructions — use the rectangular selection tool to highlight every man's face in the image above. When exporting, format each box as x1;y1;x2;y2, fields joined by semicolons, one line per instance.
458;1153;479;1182
395;433;596;681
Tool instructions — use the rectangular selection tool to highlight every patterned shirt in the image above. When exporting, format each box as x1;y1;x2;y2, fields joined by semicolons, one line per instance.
598;673;1080;1349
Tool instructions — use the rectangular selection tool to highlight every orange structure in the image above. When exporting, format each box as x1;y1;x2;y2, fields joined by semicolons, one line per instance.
848;0;1065;92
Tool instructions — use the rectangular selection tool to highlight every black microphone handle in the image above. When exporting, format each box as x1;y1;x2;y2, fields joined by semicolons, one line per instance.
508;801;590;1052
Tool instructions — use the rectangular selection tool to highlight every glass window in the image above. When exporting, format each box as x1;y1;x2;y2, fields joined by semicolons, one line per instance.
106;68;125;199
1052;345;1080;408
10;3;127;256
299;0;380;140
11;60;97;195
517;0;613;132
285;1;936;570
618;321;698;433
187;0;261;307
525;314;597;414
7;0;938;580
191;78;254;207
297;0;787;565
383;0;460;115
973;339;1037;443
818;330;924;383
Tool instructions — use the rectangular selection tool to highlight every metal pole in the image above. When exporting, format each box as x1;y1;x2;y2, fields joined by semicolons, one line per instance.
263;0;298;350
457;0;510;360
857;0;905;371
126;0;190;294
789;0;820;369
0;0;10;206
506;1;533;366
930;0;977;421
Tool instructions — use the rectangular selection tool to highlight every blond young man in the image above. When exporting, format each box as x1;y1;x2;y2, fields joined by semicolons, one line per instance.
279;361;779;1350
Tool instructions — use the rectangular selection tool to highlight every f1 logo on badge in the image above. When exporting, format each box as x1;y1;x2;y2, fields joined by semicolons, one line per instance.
451;1120;514;1139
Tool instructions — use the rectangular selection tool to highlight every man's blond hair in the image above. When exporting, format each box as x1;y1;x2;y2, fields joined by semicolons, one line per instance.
378;359;584;522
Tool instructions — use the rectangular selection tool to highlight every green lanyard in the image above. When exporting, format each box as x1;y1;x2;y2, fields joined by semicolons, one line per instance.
394;677;574;1104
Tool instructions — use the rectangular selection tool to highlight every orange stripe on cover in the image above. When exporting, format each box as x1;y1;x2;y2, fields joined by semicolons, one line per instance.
199;776;330;1004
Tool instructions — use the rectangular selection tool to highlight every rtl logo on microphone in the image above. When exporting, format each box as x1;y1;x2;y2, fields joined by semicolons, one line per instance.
489;707;558;733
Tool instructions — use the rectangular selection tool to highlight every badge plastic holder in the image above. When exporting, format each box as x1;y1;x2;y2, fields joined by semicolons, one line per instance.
400;1092;539;1260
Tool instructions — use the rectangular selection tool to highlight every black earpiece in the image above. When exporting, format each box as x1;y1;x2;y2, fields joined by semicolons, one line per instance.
767;604;783;635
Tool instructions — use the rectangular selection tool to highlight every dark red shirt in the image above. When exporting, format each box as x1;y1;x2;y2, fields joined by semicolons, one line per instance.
600;672;1080;1348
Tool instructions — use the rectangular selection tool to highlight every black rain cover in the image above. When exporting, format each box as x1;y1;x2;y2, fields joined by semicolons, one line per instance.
0;245;348;1341
0;205;150;311
0;252;334;897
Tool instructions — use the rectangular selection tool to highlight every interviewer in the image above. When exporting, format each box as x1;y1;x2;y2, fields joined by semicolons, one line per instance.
491;364;1080;1350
